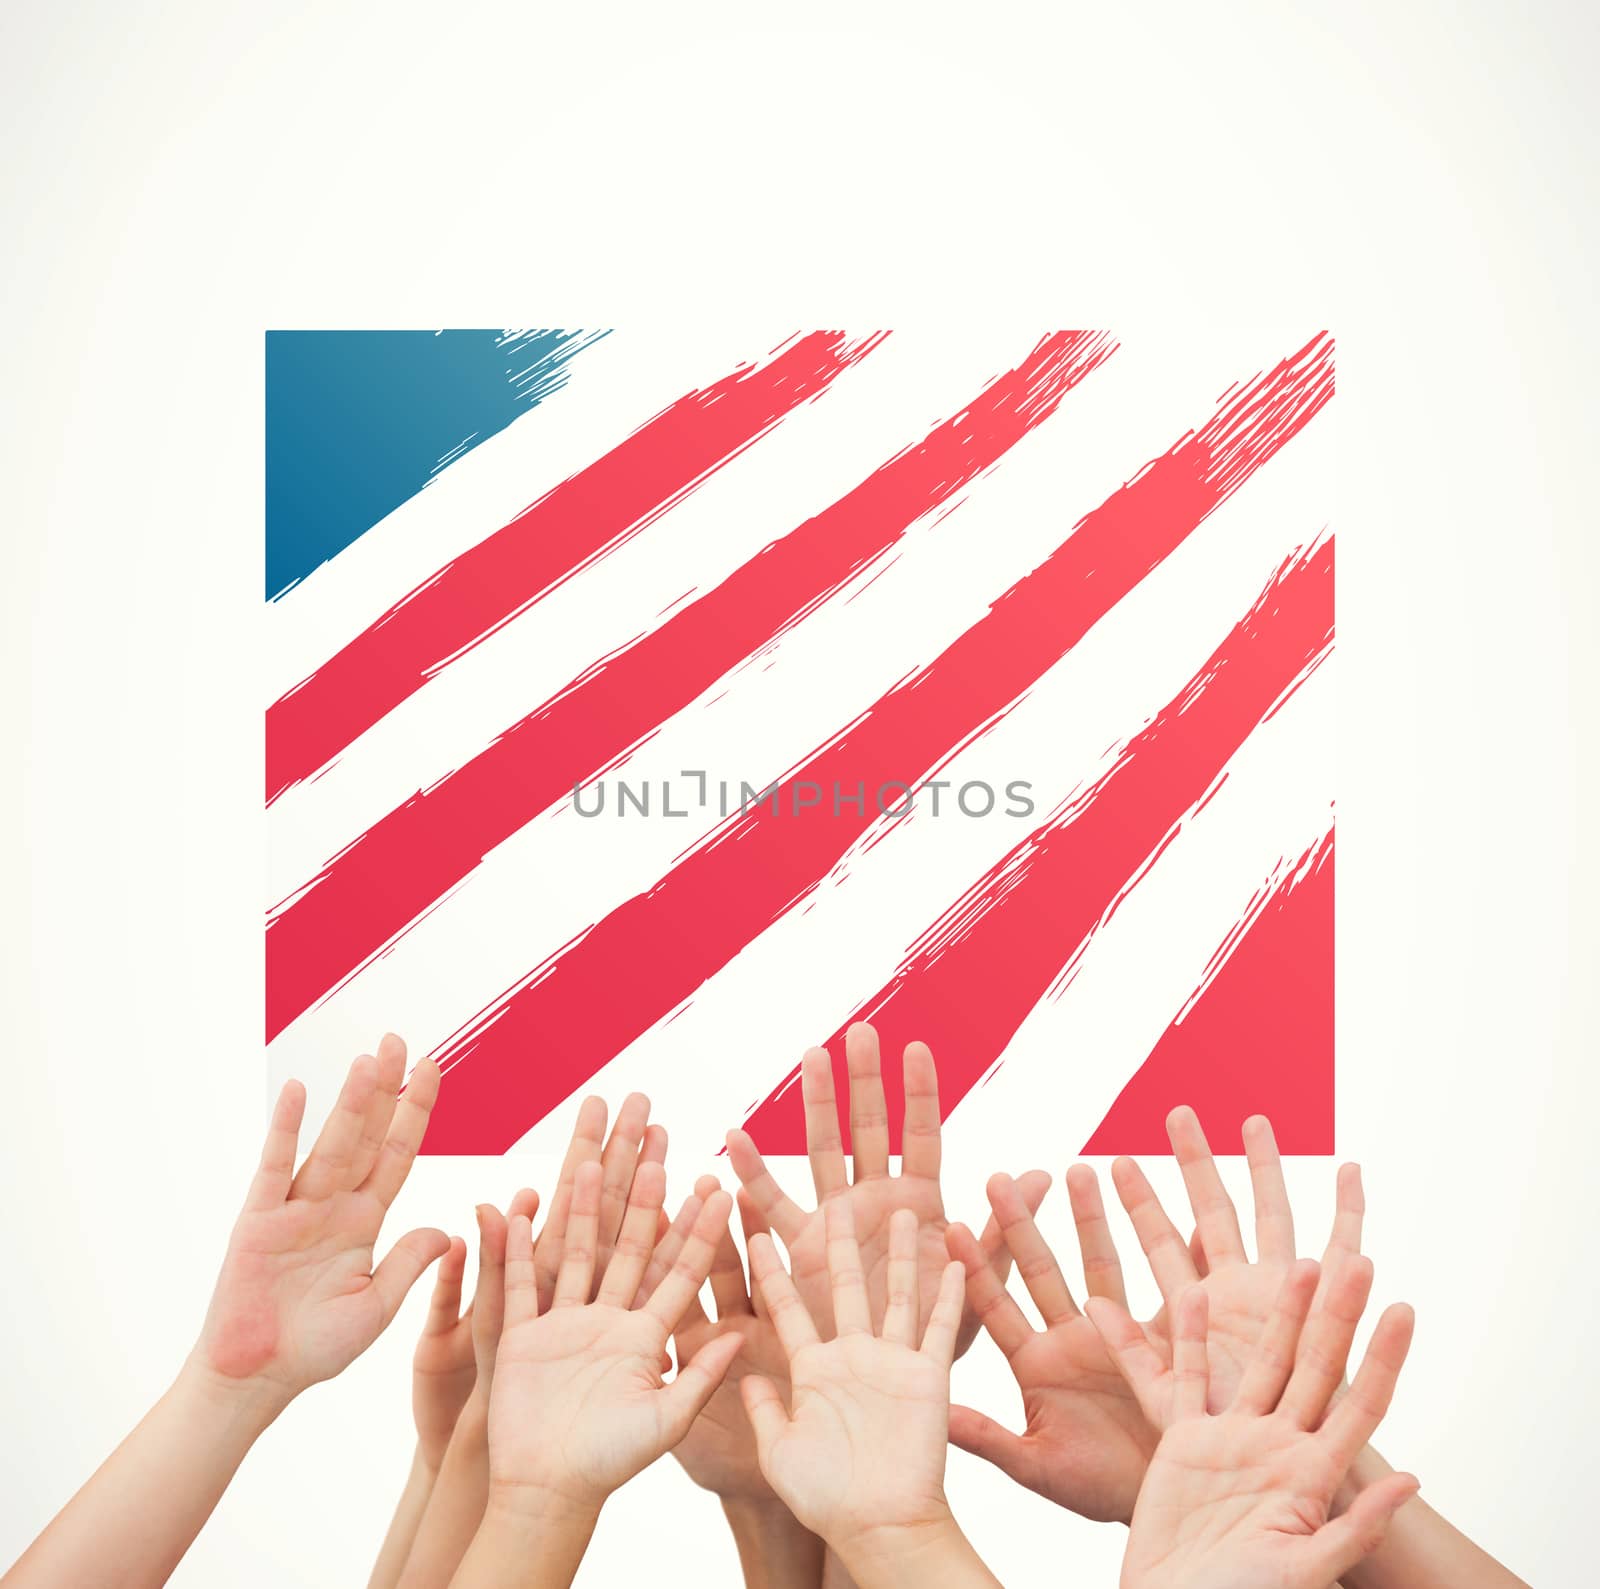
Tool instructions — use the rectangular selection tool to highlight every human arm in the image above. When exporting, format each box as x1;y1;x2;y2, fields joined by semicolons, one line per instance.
740;1198;1000;1589
401;1094;661;1588
5;1036;446;1588
450;1161;743;1588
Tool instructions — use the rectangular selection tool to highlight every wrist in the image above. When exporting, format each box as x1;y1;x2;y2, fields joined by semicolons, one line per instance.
485;1480;604;1532
723;1495;826;1582
832;1505;971;1582
174;1354;294;1435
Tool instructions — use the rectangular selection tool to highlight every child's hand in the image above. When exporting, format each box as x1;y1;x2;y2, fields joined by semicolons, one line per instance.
726;1023;1048;1361
483;1160;744;1517
1091;1257;1420;1589
944;1169;1158;1524
741;1200;999;1585
195;1035;448;1401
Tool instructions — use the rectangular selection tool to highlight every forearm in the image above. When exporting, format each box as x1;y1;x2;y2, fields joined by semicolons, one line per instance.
3;1359;288;1588
449;1492;600;1589
832;1513;1001;1589
722;1497;826;1589
1337;1446;1529;1589
370;1445;441;1589
399;1398;492;1589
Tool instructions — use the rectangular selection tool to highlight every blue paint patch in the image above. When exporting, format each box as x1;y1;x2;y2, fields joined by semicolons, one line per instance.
265;329;605;601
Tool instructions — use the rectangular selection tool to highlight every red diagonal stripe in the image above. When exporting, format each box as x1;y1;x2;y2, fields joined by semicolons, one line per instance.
265;332;884;805
1081;827;1335;1156
742;538;1335;1153
265;333;1116;1041
421;335;1334;1154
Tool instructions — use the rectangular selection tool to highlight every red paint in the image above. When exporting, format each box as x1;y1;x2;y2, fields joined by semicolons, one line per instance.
265;332;883;805
742;543;1335;1154
421;336;1334;1154
266;333;1115;1041
1081;828;1335;1155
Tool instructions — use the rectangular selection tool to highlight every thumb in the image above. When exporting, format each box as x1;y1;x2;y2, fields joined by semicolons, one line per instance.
739;1372;789;1466
1302;1472;1421;1583
657;1331;744;1445
948;1403;1034;1481
372;1227;452;1329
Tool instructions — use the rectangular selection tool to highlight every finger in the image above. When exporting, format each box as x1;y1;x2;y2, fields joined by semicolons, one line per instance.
1319;1304;1416;1471
736;1189;771;1319
657;1332;745;1445
1300;1471;1420;1586
976;1168;1049;1279
1085;1297;1174;1429
503;1212;540;1329
740;1374;790;1465
361;1057;441;1209
881;1208;920;1345
725;1129;807;1244
1188;1227;1210;1280
1170;1286;1210;1422
291;1056;380;1202
988;1173;1077;1325
1111;1156;1199;1310
948;1404;1033;1482
746;1232;820;1358
1242;1115;1296;1263
824;1194;870;1335
597;1161;667;1307
1322;1163;1365;1266
639;1122;668;1170
553;1160;605;1307
900;1040;942;1180
707;1219;753;1320
471;1203;511;1372
1233;1258;1321;1414
635;1184;707;1307
1064;1165;1127;1307
371;1227;452;1330
844;1023;890;1182
1166;1106;1247;1268
944;1222;1032;1358
1280;1253;1376;1428
918;1259;966;1368
350;1034;406;1190
801;1047;848;1202
534;1096;609;1298
422;1236;469;1335
646;1189;735;1331
598;1092;651;1248
245;1080;306;1211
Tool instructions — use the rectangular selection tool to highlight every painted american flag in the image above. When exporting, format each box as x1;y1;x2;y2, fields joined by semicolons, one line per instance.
265;329;1334;1161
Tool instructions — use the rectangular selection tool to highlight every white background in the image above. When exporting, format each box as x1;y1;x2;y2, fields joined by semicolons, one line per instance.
2;2;1596;1584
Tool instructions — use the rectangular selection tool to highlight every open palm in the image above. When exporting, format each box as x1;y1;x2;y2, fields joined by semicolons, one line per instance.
485;1160;744;1511
1114;1109;1367;1409
1092;1261;1419;1589
946;1167;1158;1523
728;1023;1045;1356
197;1038;447;1397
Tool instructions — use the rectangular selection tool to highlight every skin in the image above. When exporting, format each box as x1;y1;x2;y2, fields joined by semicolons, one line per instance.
451;1166;744;1588
1090;1263;1421;1589
393;1096;663;1589
1108;1107;1530;1589
5;1037;446;1589
667;1181;826;1587
741;1200;1001;1589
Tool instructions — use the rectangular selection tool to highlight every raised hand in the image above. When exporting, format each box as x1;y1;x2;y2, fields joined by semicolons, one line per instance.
486;1159;744;1514
8;1039;447;1589
727;1021;1046;1357
197;1035;448;1397
1090;1258;1419;1589
1111;1107;1364;1408
944;1168;1158;1523
741;1201;1000;1588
